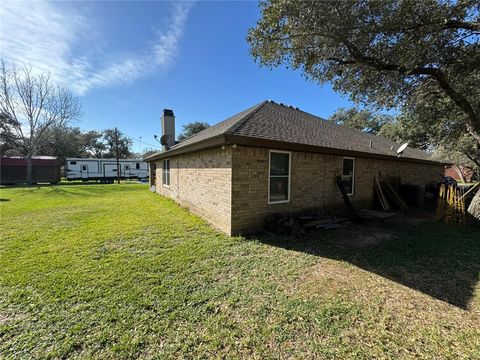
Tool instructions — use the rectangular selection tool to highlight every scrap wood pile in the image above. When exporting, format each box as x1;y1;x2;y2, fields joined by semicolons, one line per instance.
265;209;349;237
436;182;479;225
265;173;411;237
373;173;408;211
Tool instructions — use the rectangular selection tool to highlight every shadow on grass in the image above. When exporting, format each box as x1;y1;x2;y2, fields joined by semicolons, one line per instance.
2;181;127;188
3;182;146;197
255;219;480;309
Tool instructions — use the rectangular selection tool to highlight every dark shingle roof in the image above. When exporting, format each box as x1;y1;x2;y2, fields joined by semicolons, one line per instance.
146;100;439;163
168;101;265;151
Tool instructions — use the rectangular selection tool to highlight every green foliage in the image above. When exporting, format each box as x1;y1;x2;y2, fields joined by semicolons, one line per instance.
248;0;480;144
377;114;432;150
0;112;23;155
1;125;134;160
82;130;107;158
178;121;210;141
102;128;133;159
141;149;159;159
327;105;479;170
0;184;479;358
328;107;392;134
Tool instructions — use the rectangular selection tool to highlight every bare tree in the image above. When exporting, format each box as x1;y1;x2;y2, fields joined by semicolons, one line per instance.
0;60;81;184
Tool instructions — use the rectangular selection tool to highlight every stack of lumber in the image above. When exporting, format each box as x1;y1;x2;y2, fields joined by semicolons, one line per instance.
374;173;408;211
265;211;348;237
374;175;390;211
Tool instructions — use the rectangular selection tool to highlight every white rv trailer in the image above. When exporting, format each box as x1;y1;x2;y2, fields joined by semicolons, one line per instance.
66;158;148;183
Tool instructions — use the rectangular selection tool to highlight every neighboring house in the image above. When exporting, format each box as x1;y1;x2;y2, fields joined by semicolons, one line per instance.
145;100;444;235
444;164;475;183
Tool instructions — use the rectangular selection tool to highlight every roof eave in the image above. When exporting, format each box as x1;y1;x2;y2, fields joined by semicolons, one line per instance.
144;133;447;165
224;135;447;165
144;134;227;161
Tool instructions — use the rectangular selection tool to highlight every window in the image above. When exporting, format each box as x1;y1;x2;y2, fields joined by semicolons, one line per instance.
81;165;87;171
342;158;355;195
269;151;290;203
135;162;140;170
162;159;170;186
70;161;77;165
125;165;130;171
150;162;156;186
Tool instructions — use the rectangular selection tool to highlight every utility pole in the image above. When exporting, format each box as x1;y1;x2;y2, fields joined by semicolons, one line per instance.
139;136;142;155
114;127;120;184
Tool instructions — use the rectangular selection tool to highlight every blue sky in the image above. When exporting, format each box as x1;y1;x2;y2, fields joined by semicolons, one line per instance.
1;1;354;153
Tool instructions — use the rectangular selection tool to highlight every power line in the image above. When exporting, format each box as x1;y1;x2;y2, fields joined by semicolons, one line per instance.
122;133;160;149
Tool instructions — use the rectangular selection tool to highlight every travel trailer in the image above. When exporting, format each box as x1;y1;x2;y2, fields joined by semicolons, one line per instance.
66;158;148;183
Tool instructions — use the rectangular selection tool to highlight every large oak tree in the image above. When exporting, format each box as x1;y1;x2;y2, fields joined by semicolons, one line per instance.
248;0;480;145
248;0;480;218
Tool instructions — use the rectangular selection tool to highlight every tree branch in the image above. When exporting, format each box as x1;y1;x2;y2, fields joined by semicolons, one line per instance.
444;20;480;31
334;40;479;136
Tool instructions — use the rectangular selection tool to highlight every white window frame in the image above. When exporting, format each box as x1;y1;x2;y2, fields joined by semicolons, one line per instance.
342;157;355;196
162;159;170;187
268;150;291;204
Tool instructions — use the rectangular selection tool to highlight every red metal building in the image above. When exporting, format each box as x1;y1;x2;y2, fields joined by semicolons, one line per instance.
0;156;61;185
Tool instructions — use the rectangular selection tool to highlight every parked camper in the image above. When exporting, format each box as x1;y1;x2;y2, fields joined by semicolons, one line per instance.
66;158;148;183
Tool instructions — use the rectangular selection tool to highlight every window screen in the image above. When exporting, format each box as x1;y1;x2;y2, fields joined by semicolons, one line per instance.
162;160;170;186
269;151;290;203
342;158;355;195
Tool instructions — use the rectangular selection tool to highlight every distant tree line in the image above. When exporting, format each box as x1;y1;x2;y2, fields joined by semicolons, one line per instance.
1;123;135;163
0;60;144;175
327;107;480;171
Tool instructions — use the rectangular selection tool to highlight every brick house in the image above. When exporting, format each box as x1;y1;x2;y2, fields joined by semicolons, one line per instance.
145;101;444;235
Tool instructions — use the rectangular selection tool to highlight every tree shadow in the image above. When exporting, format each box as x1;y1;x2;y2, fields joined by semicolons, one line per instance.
255;218;480;309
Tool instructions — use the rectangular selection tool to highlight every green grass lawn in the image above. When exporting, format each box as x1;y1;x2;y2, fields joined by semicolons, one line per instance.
1;184;479;359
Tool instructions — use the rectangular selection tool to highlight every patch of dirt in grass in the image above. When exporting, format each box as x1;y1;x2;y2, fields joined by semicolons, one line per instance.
0;312;25;325
353;231;395;247
291;259;480;330
286;258;480;357
330;225;397;248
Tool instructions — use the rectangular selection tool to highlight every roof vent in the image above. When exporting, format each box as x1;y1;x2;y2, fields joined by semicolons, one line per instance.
280;102;284;106
296;107;300;110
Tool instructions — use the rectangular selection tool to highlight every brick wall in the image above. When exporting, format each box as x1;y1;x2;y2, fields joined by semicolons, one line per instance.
231;146;443;234
152;145;443;235
154;147;232;234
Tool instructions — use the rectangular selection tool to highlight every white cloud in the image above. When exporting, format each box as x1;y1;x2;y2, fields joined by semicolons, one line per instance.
0;1;193;95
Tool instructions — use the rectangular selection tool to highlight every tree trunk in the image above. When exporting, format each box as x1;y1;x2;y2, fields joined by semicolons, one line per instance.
26;153;32;186
466;123;480;147
467;187;480;222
